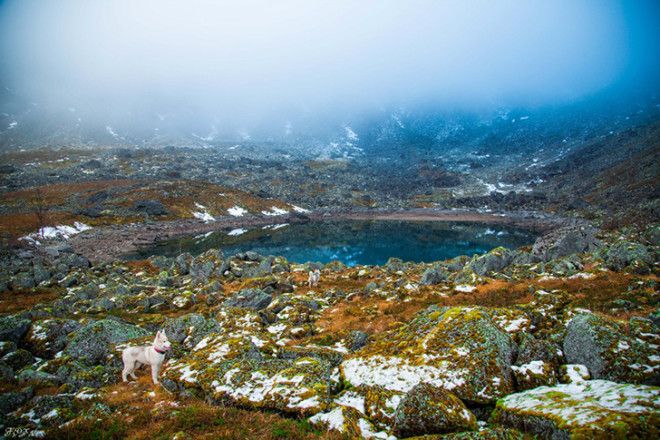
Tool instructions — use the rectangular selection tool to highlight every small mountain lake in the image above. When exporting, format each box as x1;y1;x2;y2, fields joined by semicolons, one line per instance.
126;220;537;266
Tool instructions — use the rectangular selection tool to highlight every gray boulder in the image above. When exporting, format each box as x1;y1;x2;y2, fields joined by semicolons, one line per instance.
420;266;449;285
466;247;513;276
564;313;659;384
25;319;81;358
133;199;169;216
532;225;601;262
603;241;653;274
224;288;272;310
65;319;149;366
393;383;477;437
10;272;35;290
0;315;31;343
163;313;220;347
1;349;34;371
0;387;33;416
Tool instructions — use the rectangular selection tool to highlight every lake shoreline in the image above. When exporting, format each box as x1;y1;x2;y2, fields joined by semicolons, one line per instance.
69;208;576;263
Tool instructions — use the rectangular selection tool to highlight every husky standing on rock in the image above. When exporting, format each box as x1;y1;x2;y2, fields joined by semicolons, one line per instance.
308;269;321;287
121;330;171;384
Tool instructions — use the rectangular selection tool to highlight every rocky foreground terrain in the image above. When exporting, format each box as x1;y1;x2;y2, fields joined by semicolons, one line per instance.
0;218;658;438
0;96;658;438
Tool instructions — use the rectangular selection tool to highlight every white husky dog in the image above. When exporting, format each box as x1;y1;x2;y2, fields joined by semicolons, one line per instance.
308;269;320;287
122;330;171;384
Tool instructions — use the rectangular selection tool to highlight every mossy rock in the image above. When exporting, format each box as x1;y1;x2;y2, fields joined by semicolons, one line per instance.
393;383;477;437
491;380;660;439
65;319;149;366
309;405;385;438
603;241;653;274
341;307;516;404
0;314;31;343
563;312;659;385
162;313;220;347
511;361;557;391
165;335;338;417
407;427;525;439
466;247;514;276
24;318;81;358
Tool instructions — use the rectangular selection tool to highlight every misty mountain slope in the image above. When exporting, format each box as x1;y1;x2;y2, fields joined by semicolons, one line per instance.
537;120;660;225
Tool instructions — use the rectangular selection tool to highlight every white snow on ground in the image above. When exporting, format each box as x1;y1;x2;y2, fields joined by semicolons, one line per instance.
211;367;323;412
345;126;359;140
454;285;476;293
262;223;289;230
334;391;366;413
261;206;288;216
227;206;247;216
512;360;546;377
494;316;530;333
291;205;310;213
309;406;345;431
227;228;247;236
20;222;91;244
192;203;215;223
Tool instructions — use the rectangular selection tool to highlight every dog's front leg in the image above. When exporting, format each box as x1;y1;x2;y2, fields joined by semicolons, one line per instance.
151;363;161;384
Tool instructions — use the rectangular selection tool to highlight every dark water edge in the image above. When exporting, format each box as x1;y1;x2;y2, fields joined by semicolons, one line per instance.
124;220;537;266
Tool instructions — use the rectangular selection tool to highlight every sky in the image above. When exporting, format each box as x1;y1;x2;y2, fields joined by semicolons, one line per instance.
0;0;658;133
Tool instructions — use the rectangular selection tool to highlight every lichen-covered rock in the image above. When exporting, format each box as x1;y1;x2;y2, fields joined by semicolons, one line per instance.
531;225;601;262
393;383;477;437
348;330;369;352
162;313;220;347
351;385;404;430
521;290;571;337
492;380;660;439
559;364;590;384
603;241;653;273
65;319;149;366
466;247;513;276
1;348;34;371
515;334;563;367
439;427;525;439
309;404;390;439
0;387;33;416
511;361;557;390
10;272;35;289
223;288;272;310
17;368;63;387
12;393;75;428
341;307;516;404
420;267;449;285
563;312;659;385
25;319;81;358
0;315;31;343
168;355;337;416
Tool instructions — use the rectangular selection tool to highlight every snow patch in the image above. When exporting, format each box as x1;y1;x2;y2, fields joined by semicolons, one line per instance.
227;206;247;216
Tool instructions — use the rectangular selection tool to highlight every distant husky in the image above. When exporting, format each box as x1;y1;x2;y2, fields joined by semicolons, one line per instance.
122;330;171;384
308;269;320;287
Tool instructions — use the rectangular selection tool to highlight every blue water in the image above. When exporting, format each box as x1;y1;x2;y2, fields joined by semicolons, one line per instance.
127;220;536;266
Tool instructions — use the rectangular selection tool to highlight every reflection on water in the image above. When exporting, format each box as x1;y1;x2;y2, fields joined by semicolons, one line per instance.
126;220;537;266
